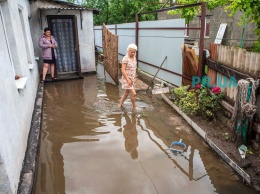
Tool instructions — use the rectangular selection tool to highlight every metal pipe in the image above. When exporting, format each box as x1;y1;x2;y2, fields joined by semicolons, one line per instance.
138;59;192;80
80;10;82;29
138;27;201;30
146;56;168;93
101;27;201;31
118;51;192;80
135;14;139;67
139;2;202;15
160;0;170;9
198;2;206;77
39;9;43;30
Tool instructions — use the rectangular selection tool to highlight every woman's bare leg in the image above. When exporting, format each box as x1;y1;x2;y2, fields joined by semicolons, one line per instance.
50;63;55;78
42;63;49;81
130;89;137;109
119;90;129;107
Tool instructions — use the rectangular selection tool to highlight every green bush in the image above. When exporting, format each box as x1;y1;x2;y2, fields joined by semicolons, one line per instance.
172;84;224;120
179;90;199;114
253;40;260;53
171;85;189;100
197;87;224;119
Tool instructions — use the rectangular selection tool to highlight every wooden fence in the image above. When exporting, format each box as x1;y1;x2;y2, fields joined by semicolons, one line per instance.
216;45;260;78
207;43;260;145
102;24;119;84
207;43;260;102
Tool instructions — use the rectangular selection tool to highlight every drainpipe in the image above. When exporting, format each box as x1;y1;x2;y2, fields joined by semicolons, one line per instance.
240;16;246;48
198;2;206;77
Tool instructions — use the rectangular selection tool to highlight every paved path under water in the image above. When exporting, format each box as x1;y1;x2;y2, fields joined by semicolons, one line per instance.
33;64;258;194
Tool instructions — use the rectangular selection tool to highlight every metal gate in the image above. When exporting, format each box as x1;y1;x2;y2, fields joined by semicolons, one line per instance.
94;3;206;87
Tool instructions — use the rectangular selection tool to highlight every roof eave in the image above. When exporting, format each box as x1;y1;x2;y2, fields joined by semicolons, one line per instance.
36;0;100;14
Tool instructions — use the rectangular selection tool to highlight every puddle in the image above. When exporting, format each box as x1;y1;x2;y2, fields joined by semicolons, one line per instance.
33;63;258;194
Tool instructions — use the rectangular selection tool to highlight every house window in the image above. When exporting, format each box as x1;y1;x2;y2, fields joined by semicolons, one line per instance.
0;2;22;76
18;5;32;64
185;22;189;37
205;16;210;37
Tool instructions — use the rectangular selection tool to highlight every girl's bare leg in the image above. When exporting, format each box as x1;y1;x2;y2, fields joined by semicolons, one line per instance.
42;63;49;81
119;90;129;107
130;89;137;109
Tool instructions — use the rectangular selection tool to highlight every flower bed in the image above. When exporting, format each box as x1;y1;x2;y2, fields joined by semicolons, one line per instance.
171;83;224;120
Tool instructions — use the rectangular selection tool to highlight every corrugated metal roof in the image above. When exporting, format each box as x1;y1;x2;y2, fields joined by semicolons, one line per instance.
40;7;89;10
38;0;100;14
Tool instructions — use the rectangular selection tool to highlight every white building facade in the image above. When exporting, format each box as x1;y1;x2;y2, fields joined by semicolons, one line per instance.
0;0;97;193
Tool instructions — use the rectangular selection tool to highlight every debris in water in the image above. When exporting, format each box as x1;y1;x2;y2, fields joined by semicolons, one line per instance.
170;139;186;154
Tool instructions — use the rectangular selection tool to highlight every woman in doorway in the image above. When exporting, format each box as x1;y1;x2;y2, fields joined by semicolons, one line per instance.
119;44;138;110
39;27;58;82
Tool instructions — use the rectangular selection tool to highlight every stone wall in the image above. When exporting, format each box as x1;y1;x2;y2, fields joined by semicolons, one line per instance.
158;7;258;49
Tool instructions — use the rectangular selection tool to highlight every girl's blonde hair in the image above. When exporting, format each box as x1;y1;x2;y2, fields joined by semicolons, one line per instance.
126;44;138;55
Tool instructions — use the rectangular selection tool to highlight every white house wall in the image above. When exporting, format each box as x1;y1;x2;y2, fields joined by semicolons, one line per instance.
79;11;95;72
0;0;39;193
30;1;96;73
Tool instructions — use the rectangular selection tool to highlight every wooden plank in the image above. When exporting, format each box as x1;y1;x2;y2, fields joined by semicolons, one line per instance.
152;87;169;94
207;67;217;86
190;49;198;66
210;43;218;61
185;51;196;67
214;23;227;44
102;24;119;84
206;59;254;80
221;100;234;114
182;45;199;86
253;123;260;134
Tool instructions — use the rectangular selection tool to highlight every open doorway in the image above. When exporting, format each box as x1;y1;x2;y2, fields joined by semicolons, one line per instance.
47;15;81;79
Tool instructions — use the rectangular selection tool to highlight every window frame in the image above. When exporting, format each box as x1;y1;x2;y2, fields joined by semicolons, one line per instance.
204;16;210;38
0;5;15;75
184;22;189;37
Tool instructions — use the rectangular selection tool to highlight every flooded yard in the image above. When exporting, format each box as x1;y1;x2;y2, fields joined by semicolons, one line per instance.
33;64;258;194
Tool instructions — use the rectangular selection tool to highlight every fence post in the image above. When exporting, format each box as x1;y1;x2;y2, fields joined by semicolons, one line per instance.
135;14;139;67
198;2;206;77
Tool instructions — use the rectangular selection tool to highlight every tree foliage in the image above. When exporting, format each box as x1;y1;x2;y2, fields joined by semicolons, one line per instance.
168;0;260;51
168;0;224;23
68;0;162;25
226;0;260;51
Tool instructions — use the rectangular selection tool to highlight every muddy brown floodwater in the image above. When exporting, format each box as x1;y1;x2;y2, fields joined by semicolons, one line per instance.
33;64;258;194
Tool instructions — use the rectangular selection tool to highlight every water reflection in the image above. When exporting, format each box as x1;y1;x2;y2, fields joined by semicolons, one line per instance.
34;77;101;194
122;113;139;159
33;63;258;194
